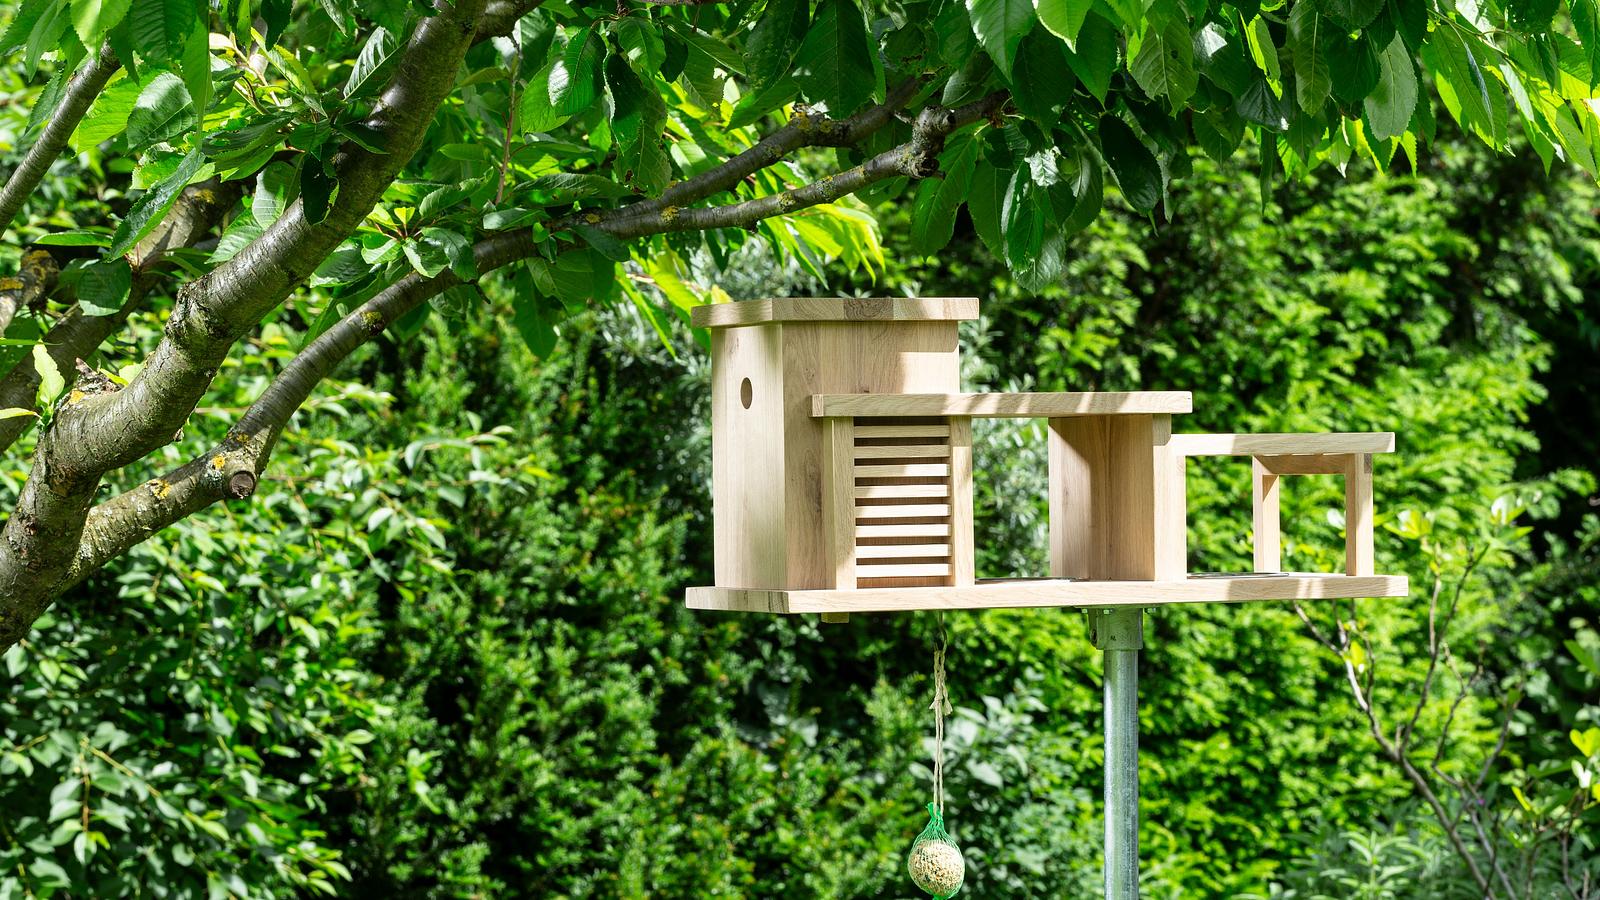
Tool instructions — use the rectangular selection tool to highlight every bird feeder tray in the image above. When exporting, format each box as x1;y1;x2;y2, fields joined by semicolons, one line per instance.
684;298;1408;618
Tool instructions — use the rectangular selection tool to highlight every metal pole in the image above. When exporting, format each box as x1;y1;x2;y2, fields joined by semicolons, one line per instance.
1088;607;1143;900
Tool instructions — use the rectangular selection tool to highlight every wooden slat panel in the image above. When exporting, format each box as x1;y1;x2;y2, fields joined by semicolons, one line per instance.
856;522;953;539
855;483;951;500
855;503;952;519
854;424;951;439
813;391;1194;418
853;444;951;459
1169;432;1395;457
852;563;952;578
855;543;951;559
854;463;951;479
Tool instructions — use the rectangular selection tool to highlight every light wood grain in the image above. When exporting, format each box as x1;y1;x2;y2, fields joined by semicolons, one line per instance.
1049;415;1170;580
779;321;960;589
855;424;951;439
813;391;1194;419
691;297;979;329
948;416;975;587
1152;415;1187;579
855;483;951;500
1170;432;1395;457
855;562;953;578
855;503;952;519
855;543;952;559
854;463;951;479
822;417;856;590
685;573;1411;613
856;522;953;539
1253;459;1281;572
853;444;951;459
1345;453;1375;576
711;324;787;588
1256;453;1350;475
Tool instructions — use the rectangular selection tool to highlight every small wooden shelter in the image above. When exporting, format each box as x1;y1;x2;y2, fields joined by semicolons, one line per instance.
686;297;1409;618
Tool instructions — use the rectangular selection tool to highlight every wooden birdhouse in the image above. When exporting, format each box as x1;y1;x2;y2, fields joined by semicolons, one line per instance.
687;297;1408;618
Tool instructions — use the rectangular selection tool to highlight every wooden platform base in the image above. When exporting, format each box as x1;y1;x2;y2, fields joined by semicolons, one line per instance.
686;573;1409;614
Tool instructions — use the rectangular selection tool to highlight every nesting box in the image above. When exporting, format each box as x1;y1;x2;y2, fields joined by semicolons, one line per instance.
687;298;1409;617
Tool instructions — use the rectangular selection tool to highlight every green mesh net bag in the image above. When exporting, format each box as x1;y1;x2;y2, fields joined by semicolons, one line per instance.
908;803;965;898
908;616;966;898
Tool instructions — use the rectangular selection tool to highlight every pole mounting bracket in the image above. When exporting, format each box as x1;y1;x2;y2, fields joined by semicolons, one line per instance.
1086;607;1144;651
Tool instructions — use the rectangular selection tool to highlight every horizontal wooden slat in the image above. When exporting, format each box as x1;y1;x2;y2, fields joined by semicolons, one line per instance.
855;543;951;559
854;424;951;439
1169;432;1395;457
855;483;951;500
690;297;978;328
852;563;951;578
1255;453;1350;475
854;503;952;519
686;573;1412;614
813;391;1193;418
854;463;951;479
856;522;953;539
853;444;951;459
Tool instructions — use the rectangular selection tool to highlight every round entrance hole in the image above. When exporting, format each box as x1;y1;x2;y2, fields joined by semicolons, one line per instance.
740;377;753;409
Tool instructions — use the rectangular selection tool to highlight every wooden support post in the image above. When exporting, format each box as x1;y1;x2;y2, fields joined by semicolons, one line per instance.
1151;415;1187;581
1252;458;1281;573
1344;452;1375;576
821;417;856;623
947;416;975;586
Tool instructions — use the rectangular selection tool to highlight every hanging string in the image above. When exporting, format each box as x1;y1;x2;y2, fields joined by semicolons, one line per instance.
930;611;952;815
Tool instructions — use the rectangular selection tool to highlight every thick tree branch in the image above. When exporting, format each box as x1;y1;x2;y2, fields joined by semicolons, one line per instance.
594;93;1005;239
58;94;1008;593
477;0;545;39
579;77;926;229
0;0;487;650
0;177;244;455
0;45;121;237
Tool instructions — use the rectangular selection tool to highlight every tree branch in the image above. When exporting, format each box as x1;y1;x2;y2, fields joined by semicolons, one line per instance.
31;87;1004;635
0;0;488;650
0;45;121;237
0;177;244;456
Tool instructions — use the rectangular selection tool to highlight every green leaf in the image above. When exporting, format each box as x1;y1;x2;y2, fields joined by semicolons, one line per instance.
260;0;288;46
1287;0;1329;113
744;0;809;88
1011;29;1076;118
70;72;139;148
33;344;64;407
419;228;477;280
71;0;132;45
1;0;51;55
300;152;336;225
345;25;397;98
1364;33;1416;141
1063;11;1117;101
127;0;193;61
107;143;204;256
1327;29;1381;104
1424;27;1501;145
1573;0;1600;88
125;71;195;146
967;0;1035;78
1034;0;1091;46
252;160;295;228
24;1;71;79
1193;22;1253;96
33;229;109;246
1318;0;1382;30
910;132;980;255
607;52;670;194
512;290;560;358
78;257;131;315
549;26;604;116
1129;15;1197;112
614;18;665;73
792;0;876;114
1098;114;1162;214
1505;0;1560;33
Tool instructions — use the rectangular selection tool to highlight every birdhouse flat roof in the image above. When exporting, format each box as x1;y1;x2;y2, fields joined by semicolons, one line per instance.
690;297;980;328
